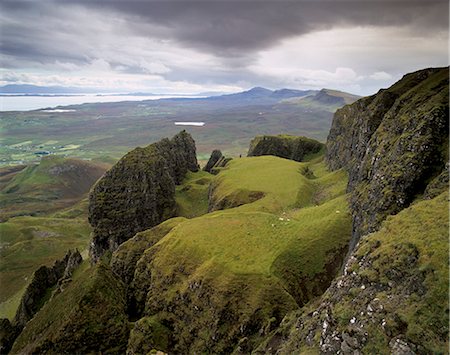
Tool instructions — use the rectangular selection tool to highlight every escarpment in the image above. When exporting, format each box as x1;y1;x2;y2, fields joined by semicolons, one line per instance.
248;134;323;162
326;67;449;244
256;67;449;354
88;131;198;262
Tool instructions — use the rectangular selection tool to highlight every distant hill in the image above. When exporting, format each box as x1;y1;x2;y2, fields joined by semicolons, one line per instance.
0;156;109;220
283;88;361;111
208;86;316;102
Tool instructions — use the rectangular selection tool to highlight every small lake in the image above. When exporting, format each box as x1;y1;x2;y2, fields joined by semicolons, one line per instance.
174;122;205;127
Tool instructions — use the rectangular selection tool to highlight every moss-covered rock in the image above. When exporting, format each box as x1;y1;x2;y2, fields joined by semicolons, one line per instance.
126;316;171;354
326;67;449;244
11;262;130;354
248;135;323;162
88;131;198;262
259;190;449;354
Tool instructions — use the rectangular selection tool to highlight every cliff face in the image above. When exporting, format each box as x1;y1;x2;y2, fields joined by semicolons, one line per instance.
248;135;323;162
88;131;198;262
255;67;449;354
326;67;449;244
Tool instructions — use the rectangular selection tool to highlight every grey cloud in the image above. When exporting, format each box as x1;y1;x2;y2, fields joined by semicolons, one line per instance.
81;0;448;55
1;0;448;62
0;0;448;95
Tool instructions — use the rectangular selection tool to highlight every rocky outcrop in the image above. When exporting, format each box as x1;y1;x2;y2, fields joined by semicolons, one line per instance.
203;149;223;172
0;250;82;354
423;162;449;200
11;262;130;354
248;135;323;162
203;149;233;175
326;67;449;245
13;249;82;329
88;131;198;262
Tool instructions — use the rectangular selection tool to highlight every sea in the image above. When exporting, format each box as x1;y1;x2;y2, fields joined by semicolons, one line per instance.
0;94;202;112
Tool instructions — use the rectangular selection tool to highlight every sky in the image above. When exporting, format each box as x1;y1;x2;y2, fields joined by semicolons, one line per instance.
1;0;448;96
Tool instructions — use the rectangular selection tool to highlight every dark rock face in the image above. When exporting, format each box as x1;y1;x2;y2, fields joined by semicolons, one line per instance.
11;263;130;355
0;250;82;354
326;67;449;244
423;163;449;200
0;318;19;354
248;135;323;162
13;249;82;329
203;149;223;173
88;131;198;262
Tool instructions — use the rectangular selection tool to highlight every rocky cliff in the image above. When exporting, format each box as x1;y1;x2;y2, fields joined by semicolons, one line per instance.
88;131;198;262
248;135;323;162
326;67;449;245
257;190;448;354
0;249;82;354
255;67;449;354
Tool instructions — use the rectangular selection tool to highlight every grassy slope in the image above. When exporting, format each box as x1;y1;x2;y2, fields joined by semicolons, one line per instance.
274;190;449;354
353;191;449;353
0;213;91;312
131;155;351;352
0;155;108;220
0;156;108;317
11;262;130;354
175;170;213;218
157;156;350;299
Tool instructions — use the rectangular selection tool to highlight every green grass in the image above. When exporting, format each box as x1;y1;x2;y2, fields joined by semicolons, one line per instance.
359;191;448;353
175;170;213;218
292;191;449;354
210;156;315;213
131;154;351;352
164;155;351;285
0;155;107;220
0;215;91;309
11;262;130;354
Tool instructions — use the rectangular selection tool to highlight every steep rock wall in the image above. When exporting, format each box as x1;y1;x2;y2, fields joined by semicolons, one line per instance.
88;131;198;262
326;67;449;244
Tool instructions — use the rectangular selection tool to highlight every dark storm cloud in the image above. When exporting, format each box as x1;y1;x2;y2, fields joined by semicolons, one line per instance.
0;0;448;94
77;0;448;55
1;0;448;63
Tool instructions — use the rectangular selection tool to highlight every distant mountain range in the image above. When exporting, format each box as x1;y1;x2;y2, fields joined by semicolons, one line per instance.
0;84;355;103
